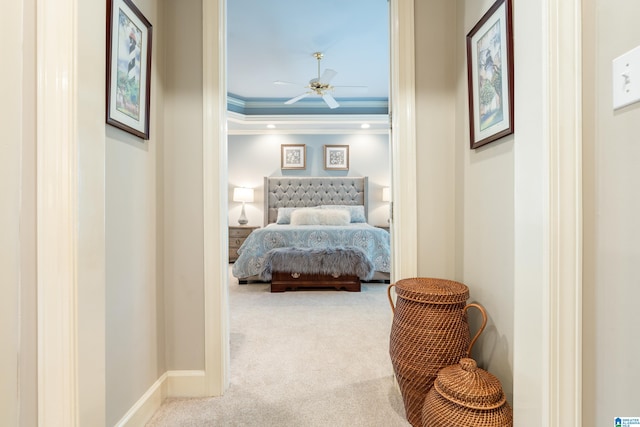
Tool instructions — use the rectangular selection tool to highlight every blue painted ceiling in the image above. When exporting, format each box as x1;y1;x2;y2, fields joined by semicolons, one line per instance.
226;0;390;116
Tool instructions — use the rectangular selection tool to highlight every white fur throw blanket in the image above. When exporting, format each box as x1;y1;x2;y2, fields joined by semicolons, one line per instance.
259;246;375;281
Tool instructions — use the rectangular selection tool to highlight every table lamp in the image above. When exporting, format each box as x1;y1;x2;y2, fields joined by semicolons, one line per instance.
382;187;391;224
233;187;254;225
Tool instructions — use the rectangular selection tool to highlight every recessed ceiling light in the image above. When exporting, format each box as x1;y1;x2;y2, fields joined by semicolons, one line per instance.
361;123;370;129
267;124;276;129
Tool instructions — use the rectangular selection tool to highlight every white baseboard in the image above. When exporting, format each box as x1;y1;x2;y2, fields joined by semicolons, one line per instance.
166;370;208;397
114;370;208;427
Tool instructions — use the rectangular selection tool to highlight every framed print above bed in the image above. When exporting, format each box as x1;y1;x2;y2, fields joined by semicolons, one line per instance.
281;144;306;170
323;145;349;170
466;0;514;149
106;0;153;140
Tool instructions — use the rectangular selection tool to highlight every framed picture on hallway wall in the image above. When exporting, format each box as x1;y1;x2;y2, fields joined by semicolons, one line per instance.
323;145;349;170
106;0;153;140
466;0;514;149
281;144;306;170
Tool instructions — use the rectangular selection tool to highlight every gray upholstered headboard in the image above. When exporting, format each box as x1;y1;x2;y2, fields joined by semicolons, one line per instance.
264;176;368;224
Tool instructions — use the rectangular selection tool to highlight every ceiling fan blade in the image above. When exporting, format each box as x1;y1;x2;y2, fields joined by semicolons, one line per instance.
333;85;369;94
320;68;337;84
274;80;301;86
322;93;339;109
284;92;311;105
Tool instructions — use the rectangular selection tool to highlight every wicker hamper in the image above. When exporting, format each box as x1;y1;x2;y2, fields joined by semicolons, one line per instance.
387;278;487;427
421;357;513;427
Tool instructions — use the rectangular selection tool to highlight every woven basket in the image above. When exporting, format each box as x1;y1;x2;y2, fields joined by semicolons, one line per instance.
387;278;487;427
422;358;513;427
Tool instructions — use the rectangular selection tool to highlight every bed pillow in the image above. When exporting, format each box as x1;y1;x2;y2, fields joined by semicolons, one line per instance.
319;205;366;223
290;208;351;226
275;207;297;224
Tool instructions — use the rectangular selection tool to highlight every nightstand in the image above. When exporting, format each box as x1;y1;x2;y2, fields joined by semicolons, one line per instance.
375;225;390;233
229;225;259;263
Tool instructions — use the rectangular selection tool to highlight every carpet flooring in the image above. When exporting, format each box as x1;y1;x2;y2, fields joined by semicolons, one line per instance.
146;270;410;427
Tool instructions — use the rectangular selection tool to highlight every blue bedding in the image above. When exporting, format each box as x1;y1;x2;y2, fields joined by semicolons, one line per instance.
231;223;391;279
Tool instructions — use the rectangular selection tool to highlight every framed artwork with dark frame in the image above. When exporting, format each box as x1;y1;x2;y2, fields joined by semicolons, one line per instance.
323;145;349;170
281;144;306;170
466;0;514;149
106;0;153;140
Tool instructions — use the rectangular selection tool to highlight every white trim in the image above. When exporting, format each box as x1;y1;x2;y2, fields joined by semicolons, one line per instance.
114;370;208;427
227;95;388;111
203;0;229;396
227;111;390;135
166;370;208;397
36;0;80;424
114;373;168;427
545;0;583;424
389;0;418;281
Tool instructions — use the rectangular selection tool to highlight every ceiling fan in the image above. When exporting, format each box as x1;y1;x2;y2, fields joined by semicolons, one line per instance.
274;52;366;109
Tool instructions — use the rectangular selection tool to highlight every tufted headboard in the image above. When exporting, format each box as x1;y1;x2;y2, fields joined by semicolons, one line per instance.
264;176;368;224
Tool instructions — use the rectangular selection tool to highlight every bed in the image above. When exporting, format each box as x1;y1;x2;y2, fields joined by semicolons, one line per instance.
231;176;391;288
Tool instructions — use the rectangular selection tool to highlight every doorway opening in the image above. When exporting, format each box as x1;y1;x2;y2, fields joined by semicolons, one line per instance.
202;0;418;393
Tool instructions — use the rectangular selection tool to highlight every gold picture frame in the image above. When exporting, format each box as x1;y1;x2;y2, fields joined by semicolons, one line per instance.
323;145;349;170
281;144;306;170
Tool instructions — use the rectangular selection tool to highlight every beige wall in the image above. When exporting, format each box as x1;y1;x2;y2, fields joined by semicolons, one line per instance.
105;0;166;423
414;0;458;279
455;0;515;404
1;1;27;424
414;0;517;405
582;0;640;424
77;0;107;424
1;0;38;425
162;0;205;370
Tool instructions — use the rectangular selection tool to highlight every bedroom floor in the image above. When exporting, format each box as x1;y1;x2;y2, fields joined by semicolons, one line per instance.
146;267;409;427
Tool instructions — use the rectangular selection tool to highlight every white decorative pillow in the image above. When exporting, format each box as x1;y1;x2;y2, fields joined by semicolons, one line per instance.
319;205;366;223
318;209;351;225
290;208;351;226
276;206;321;224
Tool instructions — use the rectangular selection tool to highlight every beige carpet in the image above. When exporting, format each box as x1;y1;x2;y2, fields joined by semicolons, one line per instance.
146;269;410;427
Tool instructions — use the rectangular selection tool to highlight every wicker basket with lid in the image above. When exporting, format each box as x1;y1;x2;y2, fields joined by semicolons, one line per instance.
422;357;513;426
387;278;486;427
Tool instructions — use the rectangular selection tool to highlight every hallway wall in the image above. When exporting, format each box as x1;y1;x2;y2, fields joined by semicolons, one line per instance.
105;0;166;424
582;0;640;424
414;0;518;408
161;0;206;371
1;0;37;424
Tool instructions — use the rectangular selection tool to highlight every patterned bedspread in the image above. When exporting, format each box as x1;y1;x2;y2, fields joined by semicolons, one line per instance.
231;223;391;279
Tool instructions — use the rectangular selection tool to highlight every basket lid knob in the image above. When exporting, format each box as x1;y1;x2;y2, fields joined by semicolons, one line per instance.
433;357;507;410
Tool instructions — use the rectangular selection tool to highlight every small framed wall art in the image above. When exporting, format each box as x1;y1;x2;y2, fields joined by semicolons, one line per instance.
281;144;306;170
323;145;349;170
106;0;153;139
466;0;514;149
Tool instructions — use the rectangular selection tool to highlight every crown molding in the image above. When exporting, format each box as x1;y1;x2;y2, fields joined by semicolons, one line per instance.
227;111;390;135
227;94;389;116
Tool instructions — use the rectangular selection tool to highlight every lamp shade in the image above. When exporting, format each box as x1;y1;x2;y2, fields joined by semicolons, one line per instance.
233;187;254;203
382;187;391;202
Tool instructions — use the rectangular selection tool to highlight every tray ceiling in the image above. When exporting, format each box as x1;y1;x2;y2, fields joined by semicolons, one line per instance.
227;0;390;118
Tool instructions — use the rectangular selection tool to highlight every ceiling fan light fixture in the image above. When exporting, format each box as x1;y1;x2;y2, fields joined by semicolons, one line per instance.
278;52;355;110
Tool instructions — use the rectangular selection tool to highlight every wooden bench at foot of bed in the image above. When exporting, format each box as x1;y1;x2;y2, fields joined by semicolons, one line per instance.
270;271;361;292
260;246;374;293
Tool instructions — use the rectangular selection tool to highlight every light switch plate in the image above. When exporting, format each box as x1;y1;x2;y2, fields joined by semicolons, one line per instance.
613;46;640;110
